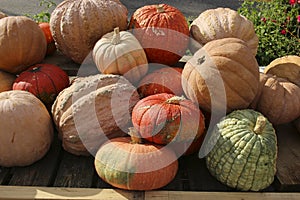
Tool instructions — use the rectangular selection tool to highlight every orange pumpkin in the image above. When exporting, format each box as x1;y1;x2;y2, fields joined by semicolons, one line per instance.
128;4;189;66
38;22;56;55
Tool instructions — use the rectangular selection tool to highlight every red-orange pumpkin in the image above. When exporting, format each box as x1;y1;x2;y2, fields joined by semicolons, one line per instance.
137;67;184;98
131;93;205;149
128;4;189;66
38;22;56;55
13;63;70;109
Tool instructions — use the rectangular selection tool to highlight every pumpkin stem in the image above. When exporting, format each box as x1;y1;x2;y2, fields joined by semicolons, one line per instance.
156;5;165;13
129;127;143;144
253;115;267;135
165;95;186;105
111;27;121;45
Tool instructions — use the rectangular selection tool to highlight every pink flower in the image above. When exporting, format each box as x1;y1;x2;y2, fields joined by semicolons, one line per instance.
290;0;296;5
281;29;287;35
261;17;267;23
298;15;300;23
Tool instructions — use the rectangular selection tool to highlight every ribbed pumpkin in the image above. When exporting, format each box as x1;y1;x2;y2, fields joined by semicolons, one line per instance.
0;90;53;167
263;55;300;87
189;7;258;55
131;93;205;149
0;70;16;93
128;4;189;66
0;11;7;19
206;109;277;191
94;129;178;190
182;38;259;113
0;16;47;74
93;27;148;84
137;67;183;98
51;74;140;156
50;0;128;64
250;73;300;125
13;63;70;109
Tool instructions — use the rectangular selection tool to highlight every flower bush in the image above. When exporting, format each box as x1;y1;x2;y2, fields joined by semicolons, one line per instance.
238;0;300;66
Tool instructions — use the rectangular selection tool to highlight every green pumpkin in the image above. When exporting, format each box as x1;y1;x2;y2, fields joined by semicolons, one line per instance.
205;109;277;191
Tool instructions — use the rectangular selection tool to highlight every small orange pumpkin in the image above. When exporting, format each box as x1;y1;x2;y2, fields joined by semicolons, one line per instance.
38;22;56;55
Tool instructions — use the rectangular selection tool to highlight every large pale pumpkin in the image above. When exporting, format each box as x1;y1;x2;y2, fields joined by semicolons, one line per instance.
182;38;259;113
189;7;258;55
250;73;300;125
50;0;128;64
51;74;140;156
206;109;277;191
0;11;7;19
128;4;189;66
0;70;16;93
0;90;53;167
93;27;148;84
0;16;47;74
94;131;178;190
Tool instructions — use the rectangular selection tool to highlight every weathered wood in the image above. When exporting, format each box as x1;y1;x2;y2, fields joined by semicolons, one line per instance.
273;123;300;191
8;135;62;186
53;151;95;188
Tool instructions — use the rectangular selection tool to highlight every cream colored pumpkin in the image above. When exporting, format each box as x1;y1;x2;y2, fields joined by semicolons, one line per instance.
0;11;7;19
93;27;148;84
0;16;47;74
0;90;53;167
189;7;258;55
0;70;16;92
50;0;128;64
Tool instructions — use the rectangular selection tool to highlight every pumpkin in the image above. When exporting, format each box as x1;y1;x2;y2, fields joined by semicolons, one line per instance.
250;73;300;125
12;63;70;110
189;7;258;55
128;4;189;66
0;70;16;93
0;90;53;167
0;16;47;74
0;11;7;19
206;109;277;191
131;93;205;150
263;55;300;87
50;0;128;64
137;67;184;97
38;22;56;56
182;37;259;113
51;74;140;156
94;128;178;190
93;27;148;84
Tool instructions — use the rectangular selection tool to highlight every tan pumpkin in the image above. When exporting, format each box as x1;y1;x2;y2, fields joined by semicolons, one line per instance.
0;90;53;167
250;73;300;125
263;55;300;87
0;70;16;92
189;7;258;55
0;11;7;19
182;38;259;113
93;27;148;84
51;74;140;156
0;16;47;74
50;0;128;64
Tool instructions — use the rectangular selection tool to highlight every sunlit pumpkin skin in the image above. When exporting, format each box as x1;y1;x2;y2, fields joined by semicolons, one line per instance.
182;38;259;113
0;16;47;74
0;70;16;93
250;73;300;125
206;109;277;191
137;67;183;97
128;4;189;66
51;74;140;156
38;22;56;55
0;11;7;19
93;27;148;84
189;7;258;55
0;90;53;167
12;64;70;109
94;136;178;190
132;93;205;146
50;0;128;64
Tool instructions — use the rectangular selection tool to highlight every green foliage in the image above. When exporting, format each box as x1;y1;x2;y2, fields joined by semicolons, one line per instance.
238;0;300;66
26;0;56;23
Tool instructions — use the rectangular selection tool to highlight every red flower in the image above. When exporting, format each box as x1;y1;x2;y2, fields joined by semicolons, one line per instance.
290;0;296;5
297;15;300;23
281;29;287;35
261;17;267;23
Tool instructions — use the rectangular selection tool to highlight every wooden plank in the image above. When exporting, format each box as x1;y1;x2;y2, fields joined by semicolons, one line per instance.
53;151;95;188
8;135;62;186
273;123;300;191
0;186;143;200
145;191;300;200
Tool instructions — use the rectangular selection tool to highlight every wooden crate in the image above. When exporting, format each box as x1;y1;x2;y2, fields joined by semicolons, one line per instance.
1;52;300;199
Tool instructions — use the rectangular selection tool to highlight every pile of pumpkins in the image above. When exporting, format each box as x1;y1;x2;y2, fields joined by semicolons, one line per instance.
0;0;300;192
